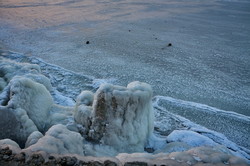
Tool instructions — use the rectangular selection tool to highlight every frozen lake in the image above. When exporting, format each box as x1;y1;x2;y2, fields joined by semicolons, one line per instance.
1;0;250;149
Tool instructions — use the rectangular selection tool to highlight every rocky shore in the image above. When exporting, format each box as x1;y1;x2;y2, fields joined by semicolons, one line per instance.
1;144;250;166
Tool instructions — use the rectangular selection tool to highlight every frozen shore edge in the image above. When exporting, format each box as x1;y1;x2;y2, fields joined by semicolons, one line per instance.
0;50;249;166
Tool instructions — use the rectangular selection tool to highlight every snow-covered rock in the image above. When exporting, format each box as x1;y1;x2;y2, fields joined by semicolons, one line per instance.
74;91;94;133
8;76;53;132
166;130;217;147
25;131;43;148
81;81;154;153
24;124;84;155
0;59;74;147
0;139;21;154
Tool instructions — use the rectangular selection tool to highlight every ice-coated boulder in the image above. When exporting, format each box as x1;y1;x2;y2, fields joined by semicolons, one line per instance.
166;130;217;147
0;75;73;148
74;91;94;133
25;131;43;148
7;76;53;132
24;124;85;155
0;139;21;155
78;81;154;153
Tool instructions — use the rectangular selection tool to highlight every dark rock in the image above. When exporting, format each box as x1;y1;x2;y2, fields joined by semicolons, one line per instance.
79;161;104;166
124;161;148;166
26;153;45;165
48;155;55;160
3;155;9;161
92;161;104;166
104;160;117;166
5;149;12;155
14;152;25;162
66;156;77;166
144;147;154;153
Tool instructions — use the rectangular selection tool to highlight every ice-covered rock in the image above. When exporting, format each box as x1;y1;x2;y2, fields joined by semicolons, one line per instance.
76;90;94;106
0;62;73;147
7;76;53;132
167;130;217;147
25;131;43;148
0;139;21;154
86;81;154;153
74;91;94;133
24;124;84;155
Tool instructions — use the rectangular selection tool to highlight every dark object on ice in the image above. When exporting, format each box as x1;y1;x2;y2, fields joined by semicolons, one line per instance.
86;41;90;44
161;43;173;50
124;161;148;166
128;30;131;32
144;147;154;153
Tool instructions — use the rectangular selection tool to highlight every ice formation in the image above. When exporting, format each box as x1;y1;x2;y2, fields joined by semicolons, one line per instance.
166;130;217;147
24;124;84;155
0;58;72;147
74;91;94;130
0;56;249;165
74;82;154;153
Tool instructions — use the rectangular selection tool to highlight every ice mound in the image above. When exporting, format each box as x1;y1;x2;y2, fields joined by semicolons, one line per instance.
75;82;154;153
24;124;84;155
0;76;73;146
0;58;72;147
8;76;53;132
166;130;217;147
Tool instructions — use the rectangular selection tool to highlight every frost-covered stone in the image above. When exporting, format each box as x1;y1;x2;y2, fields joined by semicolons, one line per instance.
166;130;217;147
74;91;94;133
7;76;53;132
87;81;154;153
25;131;43;148
74;105;92;133
76;90;94;106
0;139;21;154
0;75;74;148
24;124;84;155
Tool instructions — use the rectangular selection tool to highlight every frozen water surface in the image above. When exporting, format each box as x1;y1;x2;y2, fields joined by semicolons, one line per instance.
0;0;250;150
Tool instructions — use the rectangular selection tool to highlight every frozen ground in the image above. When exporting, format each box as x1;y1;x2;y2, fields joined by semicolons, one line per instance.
0;0;250;151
